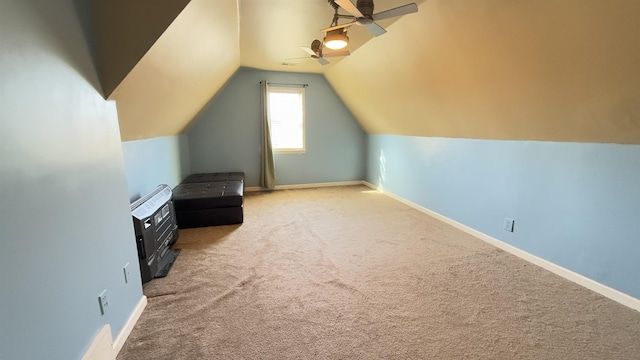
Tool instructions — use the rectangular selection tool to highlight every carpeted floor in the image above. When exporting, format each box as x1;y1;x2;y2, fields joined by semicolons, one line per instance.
118;185;640;359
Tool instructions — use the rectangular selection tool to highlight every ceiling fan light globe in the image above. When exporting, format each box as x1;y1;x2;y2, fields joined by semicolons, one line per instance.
325;39;348;50
323;29;349;50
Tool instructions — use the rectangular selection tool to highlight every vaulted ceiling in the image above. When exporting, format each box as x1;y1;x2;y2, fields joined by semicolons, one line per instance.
93;0;640;144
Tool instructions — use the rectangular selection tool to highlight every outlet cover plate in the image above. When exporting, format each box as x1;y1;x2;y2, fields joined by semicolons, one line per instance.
503;218;515;232
123;263;131;284
98;290;108;316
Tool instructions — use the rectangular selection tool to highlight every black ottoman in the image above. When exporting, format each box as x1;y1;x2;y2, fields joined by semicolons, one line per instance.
181;172;245;184
172;172;244;228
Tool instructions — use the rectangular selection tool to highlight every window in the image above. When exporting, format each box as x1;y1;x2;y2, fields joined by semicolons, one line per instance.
268;86;305;153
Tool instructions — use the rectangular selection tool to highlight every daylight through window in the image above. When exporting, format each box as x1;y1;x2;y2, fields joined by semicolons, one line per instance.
268;86;305;152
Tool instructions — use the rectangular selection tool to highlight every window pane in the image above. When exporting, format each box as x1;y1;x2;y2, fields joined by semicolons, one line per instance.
268;87;304;151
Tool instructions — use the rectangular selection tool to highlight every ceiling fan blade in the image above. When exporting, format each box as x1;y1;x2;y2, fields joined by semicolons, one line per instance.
315;57;330;66
364;21;387;37
322;50;350;58
300;47;318;57
335;0;365;18
372;3;418;21
321;20;356;33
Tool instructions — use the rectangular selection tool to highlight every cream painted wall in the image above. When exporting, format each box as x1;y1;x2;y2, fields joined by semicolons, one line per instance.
326;0;640;144
110;0;241;141
92;0;191;97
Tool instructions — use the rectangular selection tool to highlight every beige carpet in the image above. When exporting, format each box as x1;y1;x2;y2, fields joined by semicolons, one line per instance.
118;185;640;359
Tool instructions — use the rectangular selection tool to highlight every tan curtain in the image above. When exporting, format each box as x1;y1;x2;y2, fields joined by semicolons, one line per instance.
260;81;276;189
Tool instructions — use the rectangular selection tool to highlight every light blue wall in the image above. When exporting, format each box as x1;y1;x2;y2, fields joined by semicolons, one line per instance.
0;1;143;359
367;135;640;299
122;135;190;202
188;67;366;187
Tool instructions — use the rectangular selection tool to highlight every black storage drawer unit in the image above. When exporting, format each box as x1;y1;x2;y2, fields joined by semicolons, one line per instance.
172;172;244;228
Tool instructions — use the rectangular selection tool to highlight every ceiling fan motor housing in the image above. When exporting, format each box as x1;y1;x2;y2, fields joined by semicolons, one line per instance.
357;0;374;16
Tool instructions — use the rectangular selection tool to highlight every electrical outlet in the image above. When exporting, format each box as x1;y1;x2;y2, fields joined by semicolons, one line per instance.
123;263;131;284
503;218;515;232
98;290;108;316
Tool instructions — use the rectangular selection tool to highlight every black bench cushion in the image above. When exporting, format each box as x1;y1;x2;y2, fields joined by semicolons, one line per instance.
181;172;245;184
172;181;243;211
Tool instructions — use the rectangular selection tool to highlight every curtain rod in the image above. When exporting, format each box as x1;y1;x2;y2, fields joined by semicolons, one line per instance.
263;81;308;88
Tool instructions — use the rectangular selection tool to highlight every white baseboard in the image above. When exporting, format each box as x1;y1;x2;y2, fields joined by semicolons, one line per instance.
362;181;376;189
366;182;640;313
113;295;147;354
245;180;364;192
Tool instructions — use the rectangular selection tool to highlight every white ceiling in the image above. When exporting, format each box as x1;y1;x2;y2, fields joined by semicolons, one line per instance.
238;0;425;73
95;0;640;144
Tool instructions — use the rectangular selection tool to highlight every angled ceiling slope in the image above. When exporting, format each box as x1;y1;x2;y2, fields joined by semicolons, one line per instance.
94;0;241;141
92;0;191;98
94;0;640;144
93;0;420;141
326;0;640;144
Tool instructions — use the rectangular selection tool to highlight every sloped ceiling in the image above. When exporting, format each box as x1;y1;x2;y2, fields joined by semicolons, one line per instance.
327;0;640;144
95;0;241;141
92;0;191;98
94;0;424;141
95;0;640;144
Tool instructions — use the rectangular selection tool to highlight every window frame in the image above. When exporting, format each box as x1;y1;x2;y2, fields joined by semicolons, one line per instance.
267;85;306;154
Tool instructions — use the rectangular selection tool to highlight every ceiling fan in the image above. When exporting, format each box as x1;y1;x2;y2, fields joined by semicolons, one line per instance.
322;0;418;37
288;39;350;66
